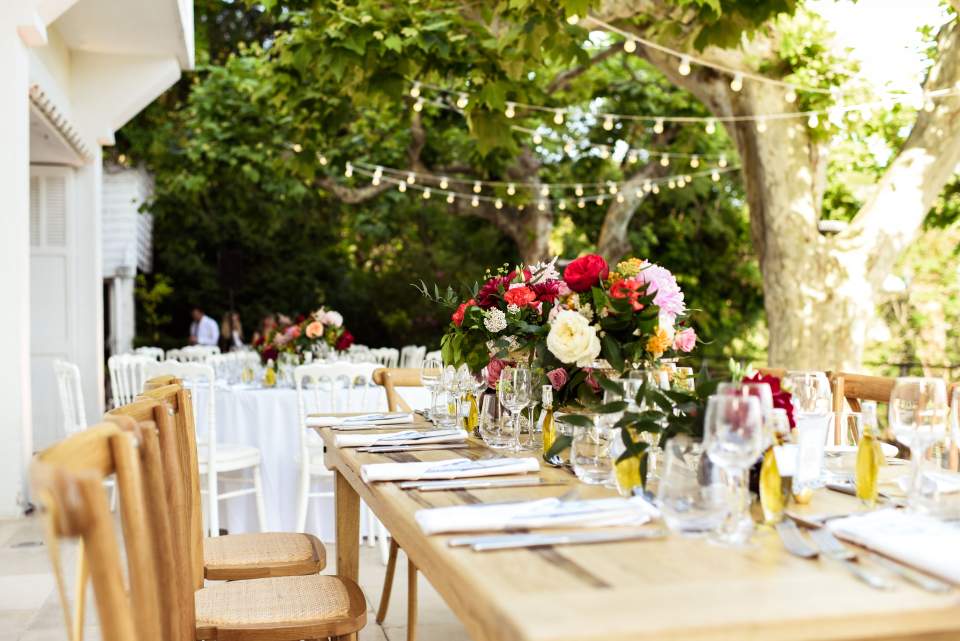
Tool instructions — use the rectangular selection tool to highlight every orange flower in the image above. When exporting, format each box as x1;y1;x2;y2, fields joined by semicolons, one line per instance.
645;327;672;359
305;321;324;339
504;286;537;308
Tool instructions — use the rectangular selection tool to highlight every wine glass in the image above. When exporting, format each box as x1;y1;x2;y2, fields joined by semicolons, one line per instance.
718;381;774;444
498;366;532;452
705;394;764;545
420;355;442;421
889;377;948;512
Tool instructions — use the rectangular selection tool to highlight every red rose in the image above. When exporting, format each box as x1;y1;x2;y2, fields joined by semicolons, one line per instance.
744;373;796;428
504;286;537;308
452;298;475;327
261;346;278;363
335;330;354;351
486;358;513;388
294;314;306;324
564;254;609;292
531;279;562;303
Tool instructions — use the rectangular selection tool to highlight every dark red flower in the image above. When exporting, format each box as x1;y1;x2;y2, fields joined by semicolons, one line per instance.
531;279;562;303
335;330;354;351
294;314;306;324
564;254;609;293
261;346;278;363
744;372;796;428
476;273;515;308
452;298;475;327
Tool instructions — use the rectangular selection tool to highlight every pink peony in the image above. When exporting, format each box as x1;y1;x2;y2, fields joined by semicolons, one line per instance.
673;327;697;352
285;324;302;339
546;368;569;390
637;263;686;321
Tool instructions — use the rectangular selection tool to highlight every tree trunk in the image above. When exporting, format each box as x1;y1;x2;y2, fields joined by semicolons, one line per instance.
514;208;553;264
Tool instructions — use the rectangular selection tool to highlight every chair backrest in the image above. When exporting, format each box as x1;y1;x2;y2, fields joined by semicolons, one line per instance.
369;347;400;368
107;354;152;407
53;359;86;436
134;347;165;362
31;422;166;641
373;367;428;412
294;363;379;456
399;345;427;369
425;349;442;363
169;345;219;363
144;361;217;461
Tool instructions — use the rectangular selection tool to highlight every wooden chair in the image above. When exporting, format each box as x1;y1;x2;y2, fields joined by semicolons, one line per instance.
106;398;368;641
829;372;897;444
372;367;425;641
129;381;327;581
755;367;787;380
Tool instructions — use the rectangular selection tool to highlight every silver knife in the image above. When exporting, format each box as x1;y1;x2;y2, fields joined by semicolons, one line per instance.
859;549;953;593
469;528;668;551
775;520;818;559
808;527;893;591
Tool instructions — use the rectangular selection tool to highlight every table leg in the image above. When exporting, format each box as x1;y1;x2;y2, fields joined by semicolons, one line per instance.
335;469;360;581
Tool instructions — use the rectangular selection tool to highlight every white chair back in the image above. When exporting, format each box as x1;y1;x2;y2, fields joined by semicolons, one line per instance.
107;354;152;408
369;348;400;368
53;359;86;435
399;345;427;368
425;349;442;363
133;346;165;361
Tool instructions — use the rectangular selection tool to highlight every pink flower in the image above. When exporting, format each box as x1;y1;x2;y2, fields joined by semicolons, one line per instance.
637;263;685;321
584;369;601;394
546;368;568;390
305;321;324;339
673;327;697;352
486;358;512;388
285;324;302;339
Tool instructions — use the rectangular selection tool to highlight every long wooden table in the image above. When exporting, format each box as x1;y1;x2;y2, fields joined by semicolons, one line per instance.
316;418;960;641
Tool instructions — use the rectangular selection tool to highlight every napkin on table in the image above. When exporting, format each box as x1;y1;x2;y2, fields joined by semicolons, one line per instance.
827;509;960;584
307;413;414;429
336;429;467;448
415;495;660;535
361;456;539;483
895;471;960;495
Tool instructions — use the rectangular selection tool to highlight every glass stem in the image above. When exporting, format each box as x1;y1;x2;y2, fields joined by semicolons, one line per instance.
512;409;521;451
429;389;438;420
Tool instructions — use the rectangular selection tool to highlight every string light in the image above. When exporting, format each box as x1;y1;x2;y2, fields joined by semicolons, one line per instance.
537;200;547;211
711;170;720;181
317;153;328;166
730;73;744;92
575;184;584;196
623;38;638;53
608;182;618;194
473;181;482;193
595;195;604;205
577;198;586;208
471;195;479;207
446;193;455;204
532;132;543;144
705;119;716;134
398;181;406;192
660;154;669;167
456;93;469;109
494;198;503;209
651;184;660;194
439;177;449;189
505;102;516;118
413;98;424;112
406;172;416;184
344;162;353;177
540;185;550;197
599;146;611;159
603;115;615;130
807;113;819;128
553;110;565;125
507;183;516;195
558;199;567;210
409;82;421;98
422;188;431;199
634;188;643;198
566;14;579;25
785;87;797;103
616;193;625;203
372;174;381;186
627;150;639;164
668;179;676;189
678;55;691;76
563;141;576;155
653;118;664;134
924;97;936;112
718;155;728;168
690;155;700;168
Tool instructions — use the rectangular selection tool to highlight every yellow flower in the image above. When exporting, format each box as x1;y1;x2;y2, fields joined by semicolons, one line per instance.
615;258;645;279
645;327;672;359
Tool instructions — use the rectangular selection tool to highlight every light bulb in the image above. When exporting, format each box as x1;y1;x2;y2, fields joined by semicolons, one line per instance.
628;150;639;164
532;133;543;144
558;199;567;210
608;182;618;194
398;182;406;192
410;82;421;98
660;154;669;167
924;96;936;112
473;181;482;193
718;155;728;168
291;143;302;153
676;177;685;187
595;195;604;205
406;172;416;184
413;98;424;112
623;38;637;53
690;155;700;168
603;115;615;130
600;146;610;159
537;200;546;211
678;55;691;76
785;87;797;103
446;193;455;204
372;175;381;186
616;193;625;203
422;188;431;199
563;141;576;155
505;102;516;119
517;204;525;211
540;185;549;197
730;73;743;92
643;181;652;193
344;163;353;177
439;177;449;189
756;119;767;133
711;170;720;182
456;93;469;109
654;118;664;134
807;113;819;128
634;189;643;198
705;119;716;134
566;14;579;25
507;183;516;195
577;198;585;209
652;184;660;194
553;110;565;125
317;154;328;166
494;198;503;210
471;196;479;207
574;184;584;197
668;179;676;189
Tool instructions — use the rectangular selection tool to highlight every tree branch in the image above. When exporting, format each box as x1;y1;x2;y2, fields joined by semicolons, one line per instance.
597;160;672;262
546;47;623;94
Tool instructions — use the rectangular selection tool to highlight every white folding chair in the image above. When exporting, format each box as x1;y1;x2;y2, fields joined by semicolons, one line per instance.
369;348;400;368
399;345;426;369
145;360;266;537
293;362;387;559
133;346;165;361
425;349;442;363
107;353;152;408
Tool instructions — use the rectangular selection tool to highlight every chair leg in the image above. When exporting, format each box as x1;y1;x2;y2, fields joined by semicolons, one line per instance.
295;464;310;533
407;556;418;641
252;464;267;532
377;520;390;565
375;539;399;624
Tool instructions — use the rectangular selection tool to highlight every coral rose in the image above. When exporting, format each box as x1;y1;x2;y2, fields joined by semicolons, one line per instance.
563;254;609;292
305;321;324;339
503;286;537;308
451;298;475;327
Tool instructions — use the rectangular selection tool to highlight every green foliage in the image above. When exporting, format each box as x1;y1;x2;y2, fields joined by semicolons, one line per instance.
135;273;174;344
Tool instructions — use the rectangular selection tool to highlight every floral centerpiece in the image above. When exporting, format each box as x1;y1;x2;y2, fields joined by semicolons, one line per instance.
253;307;354;363
420;254;696;405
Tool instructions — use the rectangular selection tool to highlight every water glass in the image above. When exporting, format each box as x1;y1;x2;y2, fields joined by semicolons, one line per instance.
657;435;726;535
571;419;614;485
890;377;949;512
478;393;511;449
498;366;533;452
420;356;442;419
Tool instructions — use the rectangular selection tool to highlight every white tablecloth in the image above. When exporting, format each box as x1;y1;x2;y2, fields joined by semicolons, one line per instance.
192;383;431;541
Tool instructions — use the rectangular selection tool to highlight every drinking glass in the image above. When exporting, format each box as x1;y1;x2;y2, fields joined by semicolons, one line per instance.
705;394;764;545
432;366;459;428
784;371;832;491
478;393;511;448
657;435;727;535
889;377;949;512
498;366;532;452
571;418;615;485
455;364;474;428
420;356;442;420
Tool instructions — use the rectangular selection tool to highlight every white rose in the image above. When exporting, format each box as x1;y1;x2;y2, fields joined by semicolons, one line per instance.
547;310;601;367
323;311;344;327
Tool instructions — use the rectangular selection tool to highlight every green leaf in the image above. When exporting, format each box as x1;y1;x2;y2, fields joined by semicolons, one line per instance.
602;334;624;372
544;434;572;461
557;414;594;428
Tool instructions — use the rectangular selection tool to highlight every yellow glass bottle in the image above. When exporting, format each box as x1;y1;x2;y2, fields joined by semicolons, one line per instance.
466;392;479;433
856;400;883;507
615;454;643;495
263;360;277;388
760;408;791;524
539;386;556;456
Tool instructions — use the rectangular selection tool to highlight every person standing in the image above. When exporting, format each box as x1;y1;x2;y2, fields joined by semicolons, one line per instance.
190;306;220;346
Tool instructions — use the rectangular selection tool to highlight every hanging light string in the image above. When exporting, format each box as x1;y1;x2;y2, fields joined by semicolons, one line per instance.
344;161;739;208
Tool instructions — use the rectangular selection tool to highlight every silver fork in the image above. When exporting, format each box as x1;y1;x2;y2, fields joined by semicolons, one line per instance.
807;527;893;591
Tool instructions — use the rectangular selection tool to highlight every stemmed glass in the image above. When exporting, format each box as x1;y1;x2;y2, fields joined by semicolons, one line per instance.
420;355;442;422
498;366;532;452
705;394;764;545
889;377;948;512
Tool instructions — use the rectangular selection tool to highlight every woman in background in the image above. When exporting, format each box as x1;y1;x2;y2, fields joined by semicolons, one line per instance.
220;311;245;351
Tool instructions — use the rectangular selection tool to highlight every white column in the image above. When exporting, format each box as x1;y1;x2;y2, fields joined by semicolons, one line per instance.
0;24;31;516
116;275;135;354
74;147;106;424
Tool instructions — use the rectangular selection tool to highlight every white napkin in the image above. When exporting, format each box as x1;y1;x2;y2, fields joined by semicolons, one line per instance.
361;456;539;483
307;413;414;428
415;496;660;535
828;509;960;584
896;471;960;495
336;429;467;448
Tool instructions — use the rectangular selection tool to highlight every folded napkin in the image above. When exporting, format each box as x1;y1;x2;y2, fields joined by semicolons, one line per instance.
828;509;960;584
361;456;539;483
415;496;660;535
307;413;414;428
896;471;960;495
336;429;467;449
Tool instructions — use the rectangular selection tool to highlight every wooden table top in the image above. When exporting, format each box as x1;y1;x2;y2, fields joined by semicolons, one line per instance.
316;419;960;641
